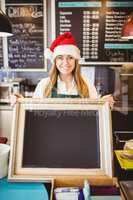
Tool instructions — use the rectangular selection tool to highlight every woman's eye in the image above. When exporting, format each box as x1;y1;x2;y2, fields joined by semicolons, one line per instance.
56;55;74;60
57;56;63;60
68;56;74;60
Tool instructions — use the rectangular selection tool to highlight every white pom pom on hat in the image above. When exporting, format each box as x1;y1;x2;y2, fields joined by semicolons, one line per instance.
44;48;53;60
44;32;80;61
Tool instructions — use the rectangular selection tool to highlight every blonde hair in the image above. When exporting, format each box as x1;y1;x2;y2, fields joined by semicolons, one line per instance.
44;60;89;97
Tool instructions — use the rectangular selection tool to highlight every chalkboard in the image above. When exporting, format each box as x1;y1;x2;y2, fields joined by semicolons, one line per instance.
23;109;100;168
9;99;113;181
6;0;43;3
5;0;46;69
55;0;133;64
0;39;3;68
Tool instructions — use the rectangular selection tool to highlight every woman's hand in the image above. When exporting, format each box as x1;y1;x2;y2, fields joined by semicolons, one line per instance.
10;93;23;107
101;94;115;109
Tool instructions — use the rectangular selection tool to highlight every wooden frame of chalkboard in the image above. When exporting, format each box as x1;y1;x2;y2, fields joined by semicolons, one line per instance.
8;98;113;183
52;0;133;65
0;0;48;71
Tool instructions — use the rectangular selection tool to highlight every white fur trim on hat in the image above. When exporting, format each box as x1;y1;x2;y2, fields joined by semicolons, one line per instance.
44;48;53;60
53;45;80;60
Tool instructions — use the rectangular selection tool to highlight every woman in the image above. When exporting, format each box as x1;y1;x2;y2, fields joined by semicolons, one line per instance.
11;32;114;106
34;31;97;99
33;32;114;107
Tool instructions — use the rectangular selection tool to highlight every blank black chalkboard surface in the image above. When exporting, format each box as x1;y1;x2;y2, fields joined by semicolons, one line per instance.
9;99;112;182
23;109;100;168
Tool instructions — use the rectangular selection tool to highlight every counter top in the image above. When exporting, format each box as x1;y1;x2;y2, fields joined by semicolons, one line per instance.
0;178;49;200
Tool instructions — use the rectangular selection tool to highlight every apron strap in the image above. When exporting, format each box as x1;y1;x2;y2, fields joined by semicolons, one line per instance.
51;82;80;98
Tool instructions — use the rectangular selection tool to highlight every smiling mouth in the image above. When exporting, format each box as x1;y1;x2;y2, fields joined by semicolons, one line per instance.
60;66;69;70
62;67;69;69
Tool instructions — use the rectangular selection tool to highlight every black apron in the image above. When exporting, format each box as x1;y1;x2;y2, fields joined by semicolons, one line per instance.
51;82;80;98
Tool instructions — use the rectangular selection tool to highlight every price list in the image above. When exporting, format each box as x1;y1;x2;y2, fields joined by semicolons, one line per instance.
83;10;99;60
55;0;133;63
104;1;133;62
0;39;3;68
56;0;103;62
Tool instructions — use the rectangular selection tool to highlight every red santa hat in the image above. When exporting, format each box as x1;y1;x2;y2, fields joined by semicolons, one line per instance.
45;32;80;61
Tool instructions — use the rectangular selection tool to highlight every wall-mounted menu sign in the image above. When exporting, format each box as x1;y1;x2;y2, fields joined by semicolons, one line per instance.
0;39;3;69
6;0;47;70
0;0;3;69
55;0;133;64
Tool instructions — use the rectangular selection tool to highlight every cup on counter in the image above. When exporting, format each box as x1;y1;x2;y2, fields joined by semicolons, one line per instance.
0;144;10;179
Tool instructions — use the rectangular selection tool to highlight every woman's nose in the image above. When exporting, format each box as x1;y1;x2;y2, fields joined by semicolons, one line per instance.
62;57;68;64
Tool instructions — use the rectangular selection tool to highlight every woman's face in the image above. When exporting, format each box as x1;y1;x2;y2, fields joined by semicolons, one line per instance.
55;55;76;76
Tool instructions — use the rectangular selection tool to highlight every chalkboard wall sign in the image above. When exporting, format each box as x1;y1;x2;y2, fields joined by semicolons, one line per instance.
0;39;3;69
53;0;133;65
9;99;112;182
0;0;4;69
5;0;47;70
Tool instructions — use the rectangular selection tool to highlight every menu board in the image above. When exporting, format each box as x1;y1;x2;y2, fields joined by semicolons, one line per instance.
0;39;3;68
6;0;46;69
55;0;133;64
0;0;3;69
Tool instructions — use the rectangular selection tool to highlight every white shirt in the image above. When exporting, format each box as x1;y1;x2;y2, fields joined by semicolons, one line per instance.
33;76;98;99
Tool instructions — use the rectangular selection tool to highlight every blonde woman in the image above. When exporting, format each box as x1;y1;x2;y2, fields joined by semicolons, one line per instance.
34;32;98;99
11;32;114;107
